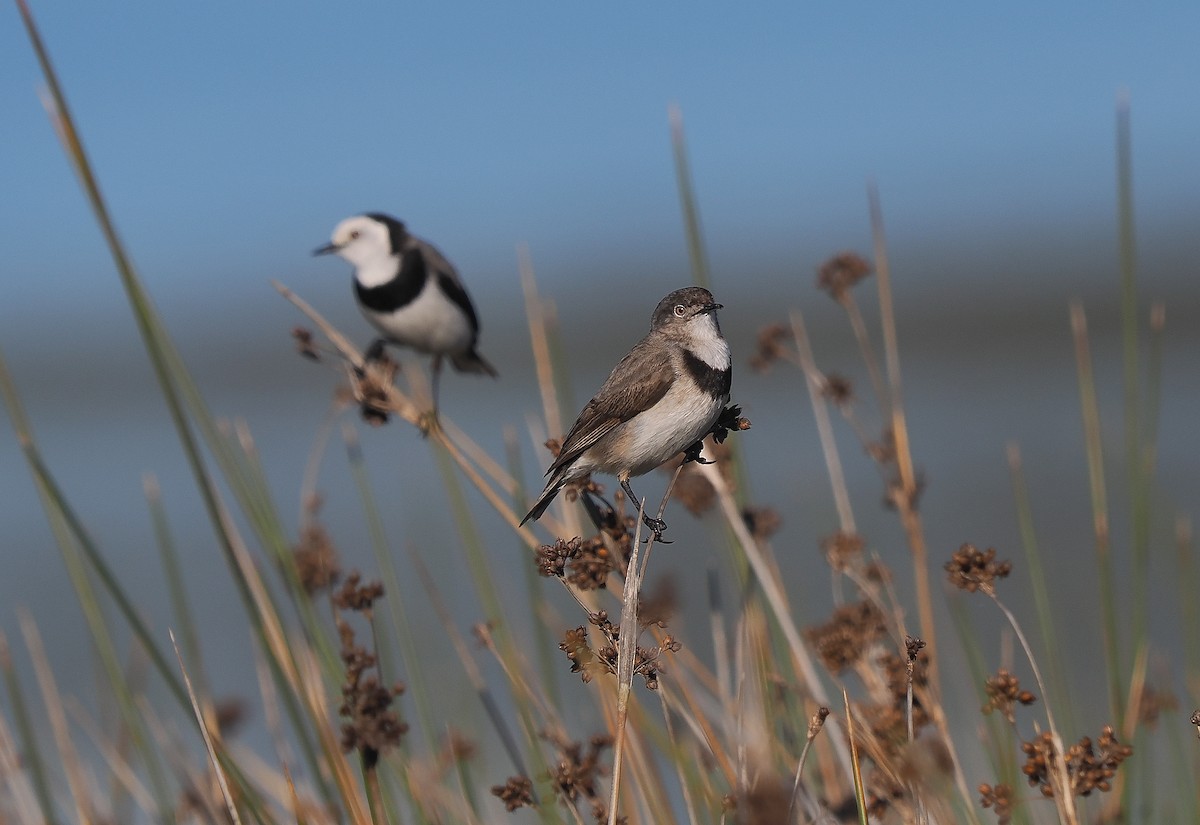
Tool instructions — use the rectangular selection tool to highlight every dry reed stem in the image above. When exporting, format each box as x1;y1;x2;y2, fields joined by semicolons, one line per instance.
789;310;856;533
657;683;702;825
0;697;43;825
251;638;307;821
868;186;938;692
608;503;645;825
18;609;93;824
171;629;243;825
63;696;155;814
275;280;547;552
293;646;372;824
989;593;1078;824
696;460;854;774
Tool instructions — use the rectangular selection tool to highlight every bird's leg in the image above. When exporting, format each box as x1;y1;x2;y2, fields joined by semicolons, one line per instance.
418;355;443;435
681;440;714;465
621;478;669;543
364;338;388;363
355;338;389;379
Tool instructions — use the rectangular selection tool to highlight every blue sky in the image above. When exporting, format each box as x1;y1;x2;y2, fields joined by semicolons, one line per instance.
4;2;1198;330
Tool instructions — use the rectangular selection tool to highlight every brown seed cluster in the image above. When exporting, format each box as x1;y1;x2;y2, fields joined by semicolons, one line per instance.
821;372;855;406
1020;726;1132;798
820;531;865;572
293;521;341;595
945;544;1012;594
805;600;887;674
709;403;751;445
543;732;625;823
354;352;399;426
866;648;932;747
741;506;782;542
334;578;407;768
292;326;320;360
490;775;534;811
1136;683;1178;728
535;532;630;591
817;252;873;301
749;322;794;372
559;612;680;690
978;782;1015;824
982;669;1037;723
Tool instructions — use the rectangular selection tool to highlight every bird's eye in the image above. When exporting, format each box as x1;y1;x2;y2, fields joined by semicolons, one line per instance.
673;304;686;317
349;230;361;240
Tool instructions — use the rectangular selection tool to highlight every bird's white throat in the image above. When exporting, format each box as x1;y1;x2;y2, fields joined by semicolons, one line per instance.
353;254;404;289
686;314;730;369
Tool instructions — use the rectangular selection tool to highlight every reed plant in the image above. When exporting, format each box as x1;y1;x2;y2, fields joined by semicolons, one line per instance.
2;4;1193;823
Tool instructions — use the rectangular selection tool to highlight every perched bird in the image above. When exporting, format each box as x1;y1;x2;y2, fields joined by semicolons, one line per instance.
521;286;731;537
314;212;497;414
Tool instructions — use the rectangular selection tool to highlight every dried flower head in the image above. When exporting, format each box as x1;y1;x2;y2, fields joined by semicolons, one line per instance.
710;404;751;444
945;544;1012;594
983;668;1037;723
817;252;873;301
490;776;534;811
336;614;407;768
820;531;865;572
354;353;398;426
333;572;385;612
979;782;1015;824
1020;727;1132;798
293;326;320;360
805;600;887;674
293;522;341;595
1135;683;1177;729
741;506;782;541
749;322;793;372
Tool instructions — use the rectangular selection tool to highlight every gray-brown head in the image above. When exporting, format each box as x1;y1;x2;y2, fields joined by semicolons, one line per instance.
650;286;723;333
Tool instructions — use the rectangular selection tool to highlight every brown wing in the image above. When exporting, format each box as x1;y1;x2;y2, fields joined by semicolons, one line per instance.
547;334;675;475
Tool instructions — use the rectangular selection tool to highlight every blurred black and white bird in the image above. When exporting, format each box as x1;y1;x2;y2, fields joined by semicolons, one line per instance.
314;212;497;414
521;286;731;538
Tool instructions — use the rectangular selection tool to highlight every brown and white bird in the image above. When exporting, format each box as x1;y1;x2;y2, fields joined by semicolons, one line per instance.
521;286;731;537
314;212;496;414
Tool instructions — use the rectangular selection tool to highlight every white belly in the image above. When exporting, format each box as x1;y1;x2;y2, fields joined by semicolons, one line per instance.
362;279;472;355
584;380;727;478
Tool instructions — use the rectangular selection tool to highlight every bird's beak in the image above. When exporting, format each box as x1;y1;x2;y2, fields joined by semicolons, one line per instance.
701;302;723;314
313;242;340;256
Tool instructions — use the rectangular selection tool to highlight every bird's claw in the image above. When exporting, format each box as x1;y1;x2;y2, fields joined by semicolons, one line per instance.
642;515;671;544
417;409;440;437
682;441;713;465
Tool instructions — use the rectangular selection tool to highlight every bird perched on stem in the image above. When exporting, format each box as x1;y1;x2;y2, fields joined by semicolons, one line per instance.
521;286;731;540
314;212;496;418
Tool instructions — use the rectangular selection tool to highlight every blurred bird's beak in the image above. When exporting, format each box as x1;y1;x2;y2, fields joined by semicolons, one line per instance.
701;302;723;313
313;242;339;256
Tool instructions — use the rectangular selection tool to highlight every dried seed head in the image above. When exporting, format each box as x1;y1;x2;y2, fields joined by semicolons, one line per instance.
817;252;873;301
945;543;1012;594
805;600;887;674
749;322;793;372
982;668;1037;723
293;522;341;595
741;506;782;541
978;782;1015;824
292;326;320;360
490;775;534;811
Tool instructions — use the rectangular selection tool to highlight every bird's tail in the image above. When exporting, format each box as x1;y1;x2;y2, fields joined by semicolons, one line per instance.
520;477;564;526
451;348;498;377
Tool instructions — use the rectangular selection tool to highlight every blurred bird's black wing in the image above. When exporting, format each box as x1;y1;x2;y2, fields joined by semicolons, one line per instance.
548;336;674;475
413;238;481;333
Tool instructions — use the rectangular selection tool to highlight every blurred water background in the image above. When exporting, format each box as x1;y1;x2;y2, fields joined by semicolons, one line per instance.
3;1;1199;783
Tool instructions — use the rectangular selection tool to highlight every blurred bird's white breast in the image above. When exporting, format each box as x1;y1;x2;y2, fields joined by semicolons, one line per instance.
361;277;473;355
